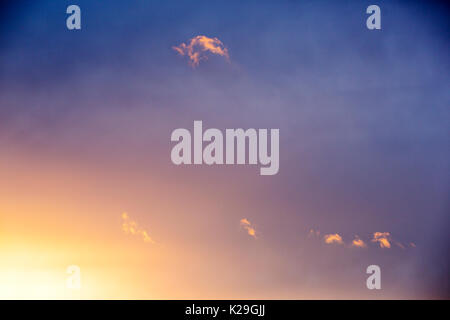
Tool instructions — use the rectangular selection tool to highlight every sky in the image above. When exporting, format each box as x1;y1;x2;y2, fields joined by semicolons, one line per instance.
0;0;449;299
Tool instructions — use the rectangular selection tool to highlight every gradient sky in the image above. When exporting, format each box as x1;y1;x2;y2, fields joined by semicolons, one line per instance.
0;0;449;299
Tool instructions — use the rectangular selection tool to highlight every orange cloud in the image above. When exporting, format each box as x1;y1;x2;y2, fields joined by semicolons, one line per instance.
324;233;343;245
371;232;391;248
351;237;366;248
173;35;230;67
240;218;257;239
122;212;155;244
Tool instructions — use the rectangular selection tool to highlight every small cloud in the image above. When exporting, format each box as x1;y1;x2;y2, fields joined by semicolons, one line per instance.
122;212;155;244
240;218;257;239
308;229;320;237
324;233;343;245
410;242;416;248
351;236;366;248
395;241;406;249
372;232;391;248
173;35;230;67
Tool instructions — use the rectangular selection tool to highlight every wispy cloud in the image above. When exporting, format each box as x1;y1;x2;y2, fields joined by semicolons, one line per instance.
371;232;391;248
122;212;155;244
173;35;230;67
308;229;320;237
240;218;257;239
394;241;406;249
351;236;366;248
324;233;343;245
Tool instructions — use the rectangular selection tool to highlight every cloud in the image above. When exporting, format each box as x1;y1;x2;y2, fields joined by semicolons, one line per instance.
308;229;320;237
122;212;155;244
173;35;230;67
395;241;405;249
351;236;366;248
371;232;391;248
324;233;343;245
240;218;257;239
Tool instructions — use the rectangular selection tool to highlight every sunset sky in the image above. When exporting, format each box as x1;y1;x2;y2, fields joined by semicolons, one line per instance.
0;0;449;299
